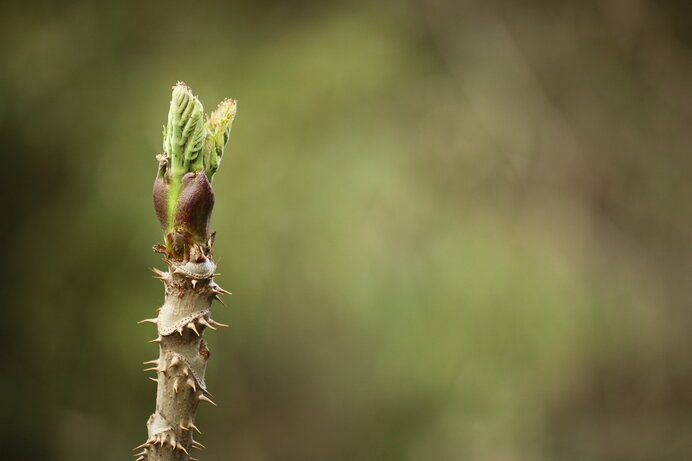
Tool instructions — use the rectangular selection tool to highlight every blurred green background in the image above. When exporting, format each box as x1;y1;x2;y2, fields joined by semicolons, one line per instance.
1;0;691;460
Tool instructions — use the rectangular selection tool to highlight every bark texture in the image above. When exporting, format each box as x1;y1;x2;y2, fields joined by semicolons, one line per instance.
135;245;229;461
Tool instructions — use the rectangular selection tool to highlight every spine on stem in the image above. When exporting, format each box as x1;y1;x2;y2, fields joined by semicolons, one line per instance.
135;82;237;461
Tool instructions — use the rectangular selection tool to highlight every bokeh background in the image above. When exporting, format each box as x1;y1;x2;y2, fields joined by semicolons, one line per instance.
1;0;691;460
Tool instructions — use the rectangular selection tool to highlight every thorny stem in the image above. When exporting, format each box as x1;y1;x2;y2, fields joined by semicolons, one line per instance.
135;83;236;461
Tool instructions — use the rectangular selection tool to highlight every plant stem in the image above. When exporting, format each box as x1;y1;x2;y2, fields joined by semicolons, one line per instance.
135;82;236;461
136;252;228;461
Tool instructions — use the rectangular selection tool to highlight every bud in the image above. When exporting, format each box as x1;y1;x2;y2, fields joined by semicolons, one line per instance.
165;82;205;180
174;171;215;242
153;82;237;256
152;173;170;231
202;98;237;179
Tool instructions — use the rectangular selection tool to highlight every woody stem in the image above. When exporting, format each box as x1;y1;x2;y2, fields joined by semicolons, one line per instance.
135;257;228;461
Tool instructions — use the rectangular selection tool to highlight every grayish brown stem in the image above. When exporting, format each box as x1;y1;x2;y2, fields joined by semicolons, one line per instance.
135;251;229;461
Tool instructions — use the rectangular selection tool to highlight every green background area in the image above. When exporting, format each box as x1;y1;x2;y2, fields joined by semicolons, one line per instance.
1;1;691;460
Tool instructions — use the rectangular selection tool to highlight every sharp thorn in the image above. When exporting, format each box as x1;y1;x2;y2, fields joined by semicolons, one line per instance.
169;438;176;449
143;359;159;366
133;442;149;450
189;423;202;434
215;287;232;295
168;355;181;369
143;367;158;372
149;377;159;383
180;423;189;431
148;336;162;343
198;394;217;406
151;268;169;281
187;378;197;391
192;440;207;449
191;279;198;288
209;319;229;327
133;450;147;457
198;317;216;330
176;442;189;455
187;322;200;336
137;318;158;325
213;295;226;306
177;326;183;335
183;367;190;377
136;457;145;461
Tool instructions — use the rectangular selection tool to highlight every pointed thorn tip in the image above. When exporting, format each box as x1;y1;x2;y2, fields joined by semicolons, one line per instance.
176;442;189;455
198;394;217;406
187;322;200;336
137;318;158;325
213;295;227;306
199;317;216;330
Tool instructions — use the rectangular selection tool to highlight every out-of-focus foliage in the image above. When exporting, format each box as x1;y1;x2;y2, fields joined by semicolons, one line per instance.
1;0;691;460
